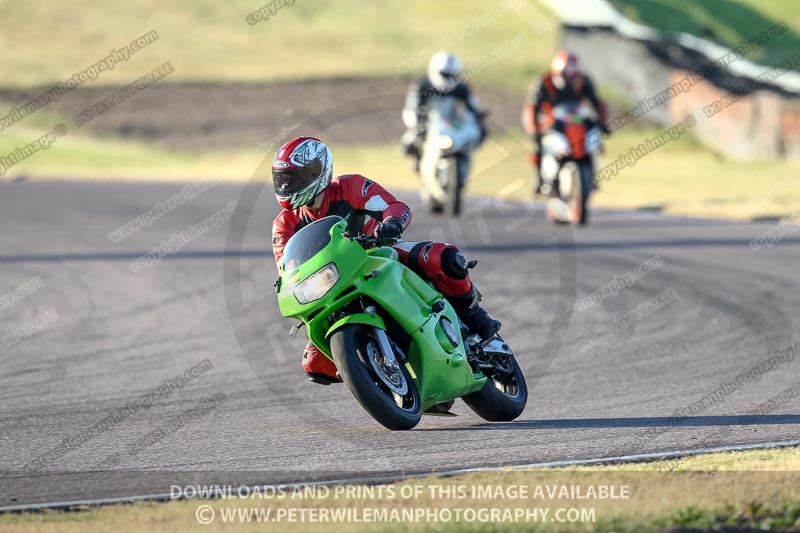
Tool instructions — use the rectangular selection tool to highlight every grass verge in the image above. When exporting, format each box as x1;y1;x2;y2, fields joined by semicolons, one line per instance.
0;126;246;181
5;122;799;221
1;447;799;532
0;0;554;93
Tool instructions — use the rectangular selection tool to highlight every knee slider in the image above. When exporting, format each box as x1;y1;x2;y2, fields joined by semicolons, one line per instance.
440;246;469;280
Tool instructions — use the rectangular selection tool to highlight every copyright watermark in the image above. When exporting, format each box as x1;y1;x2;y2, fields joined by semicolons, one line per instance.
246;0;295;25
196;504;215;525
185;482;622;524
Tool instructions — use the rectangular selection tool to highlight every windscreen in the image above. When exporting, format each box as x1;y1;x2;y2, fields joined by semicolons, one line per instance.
282;216;342;272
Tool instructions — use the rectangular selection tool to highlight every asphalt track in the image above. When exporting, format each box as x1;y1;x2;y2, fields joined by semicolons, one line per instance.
1;179;799;508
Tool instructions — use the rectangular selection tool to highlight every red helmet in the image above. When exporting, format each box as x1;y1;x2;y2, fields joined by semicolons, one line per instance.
272;136;334;210
550;50;580;90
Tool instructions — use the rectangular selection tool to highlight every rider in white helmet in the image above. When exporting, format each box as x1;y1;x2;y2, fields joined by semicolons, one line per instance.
427;51;464;92
401;51;487;171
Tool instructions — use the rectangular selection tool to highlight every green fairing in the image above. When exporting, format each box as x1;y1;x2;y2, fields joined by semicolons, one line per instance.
276;217;486;410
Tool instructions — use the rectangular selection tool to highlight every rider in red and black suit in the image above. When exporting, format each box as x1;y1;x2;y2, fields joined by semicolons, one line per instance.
272;136;501;385
522;50;610;195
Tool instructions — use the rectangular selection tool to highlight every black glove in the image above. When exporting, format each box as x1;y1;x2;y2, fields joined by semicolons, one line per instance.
374;217;404;239
402;142;420;158
476;111;488;143
600;123;611;136
478;124;488;143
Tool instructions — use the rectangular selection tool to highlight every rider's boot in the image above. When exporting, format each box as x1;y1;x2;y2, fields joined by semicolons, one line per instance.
448;284;501;341
302;342;342;385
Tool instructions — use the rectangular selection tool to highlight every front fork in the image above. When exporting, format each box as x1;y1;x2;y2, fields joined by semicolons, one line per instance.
541;156;565;198
364;305;403;371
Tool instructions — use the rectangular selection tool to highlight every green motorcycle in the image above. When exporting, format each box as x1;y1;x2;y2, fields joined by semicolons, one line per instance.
275;213;527;430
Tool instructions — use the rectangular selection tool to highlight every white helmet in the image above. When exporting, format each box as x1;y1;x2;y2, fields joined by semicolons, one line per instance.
427;51;462;92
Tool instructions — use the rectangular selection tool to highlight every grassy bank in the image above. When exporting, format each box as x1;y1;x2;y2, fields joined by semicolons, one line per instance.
609;0;800;71
2;447;799;532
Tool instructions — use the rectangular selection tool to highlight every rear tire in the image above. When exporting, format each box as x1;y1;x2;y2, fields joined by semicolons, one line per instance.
330;324;422;430
462;355;527;422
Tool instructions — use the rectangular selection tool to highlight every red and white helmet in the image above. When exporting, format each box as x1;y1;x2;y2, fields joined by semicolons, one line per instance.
272;136;333;210
550;50;580;90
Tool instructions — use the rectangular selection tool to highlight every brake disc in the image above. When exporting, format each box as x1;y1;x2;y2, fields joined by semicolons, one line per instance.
366;342;408;396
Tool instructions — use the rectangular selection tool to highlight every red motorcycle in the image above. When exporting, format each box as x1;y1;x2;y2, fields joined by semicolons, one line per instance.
539;102;602;225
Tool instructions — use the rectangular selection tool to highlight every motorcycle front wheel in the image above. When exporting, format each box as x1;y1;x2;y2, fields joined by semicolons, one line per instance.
330;324;422;430
444;155;462;217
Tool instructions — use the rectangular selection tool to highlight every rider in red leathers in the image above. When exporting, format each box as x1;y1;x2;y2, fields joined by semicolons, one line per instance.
271;136;501;385
522;50;610;195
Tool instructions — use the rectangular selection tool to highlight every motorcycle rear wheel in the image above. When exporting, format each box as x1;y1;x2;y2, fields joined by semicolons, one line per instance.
462;354;527;422
571;160;592;225
330;324;422;430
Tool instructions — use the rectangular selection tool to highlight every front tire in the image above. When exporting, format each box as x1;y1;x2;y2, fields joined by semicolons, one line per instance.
429;198;445;214
575;160;592;225
330;324;422;430
462;355;527;422
444;156;462;217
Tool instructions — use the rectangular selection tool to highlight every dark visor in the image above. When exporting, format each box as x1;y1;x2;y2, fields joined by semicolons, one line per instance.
273;167;314;197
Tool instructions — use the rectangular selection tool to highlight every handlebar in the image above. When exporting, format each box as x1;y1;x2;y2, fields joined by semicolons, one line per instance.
345;233;400;248
342;211;400;248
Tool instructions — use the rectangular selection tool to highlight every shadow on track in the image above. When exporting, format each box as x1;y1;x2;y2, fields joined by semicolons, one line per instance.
465;237;800;254
3;236;800;264
420;414;800;431
0;249;274;264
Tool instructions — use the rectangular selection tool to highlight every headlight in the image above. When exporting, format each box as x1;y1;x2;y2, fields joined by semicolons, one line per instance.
293;263;339;304
438;135;454;150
